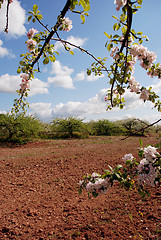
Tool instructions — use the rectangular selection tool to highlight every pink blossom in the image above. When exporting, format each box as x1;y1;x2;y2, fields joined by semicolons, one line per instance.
20;73;30;93
110;46;119;59
62;17;73;32
137;158;149;173
122;153;134;163
130;44;156;70
26;39;37;52
140;89;149;101
27;28;38;39
143;145;159;162
128;76;140;93
20;73;29;81
138;164;158;187
114;0;127;11
86;182;95;192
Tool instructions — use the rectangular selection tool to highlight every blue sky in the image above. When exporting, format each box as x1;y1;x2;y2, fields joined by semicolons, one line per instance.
0;0;161;123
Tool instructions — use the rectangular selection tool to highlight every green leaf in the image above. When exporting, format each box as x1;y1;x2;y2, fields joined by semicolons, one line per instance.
33;4;38;12
84;3;90;11
137;0;143;5
112;15;118;20
17;68;21;74
113;23;117;31
49;55;56;62
36;14;43;20
139;138;143;147
137;31;143;35
80;14;85;24
104;32;110;38
69;50;74;55
28;15;32;22
87;69;91;75
43;57;49;65
107;43;113;51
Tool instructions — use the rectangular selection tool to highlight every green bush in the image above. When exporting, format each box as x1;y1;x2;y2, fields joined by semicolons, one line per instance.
88;119;125;136
0;113;45;144
50;117;90;138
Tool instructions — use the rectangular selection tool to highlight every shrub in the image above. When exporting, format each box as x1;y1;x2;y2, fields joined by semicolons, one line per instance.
50;117;90;138
88;119;125;136
0;113;45;144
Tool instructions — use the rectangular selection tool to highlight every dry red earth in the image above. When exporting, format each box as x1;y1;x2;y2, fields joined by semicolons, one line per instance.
0;135;161;240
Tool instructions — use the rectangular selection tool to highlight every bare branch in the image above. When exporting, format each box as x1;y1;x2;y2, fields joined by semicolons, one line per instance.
4;0;10;33
30;0;71;68
121;118;161;140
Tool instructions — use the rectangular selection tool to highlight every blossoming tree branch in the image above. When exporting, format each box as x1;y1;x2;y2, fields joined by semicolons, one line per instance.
1;0;161;197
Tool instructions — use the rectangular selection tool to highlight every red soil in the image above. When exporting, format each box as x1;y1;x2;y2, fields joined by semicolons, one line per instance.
0;136;160;240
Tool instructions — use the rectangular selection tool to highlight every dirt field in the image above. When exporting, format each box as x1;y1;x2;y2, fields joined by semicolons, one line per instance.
0;135;161;240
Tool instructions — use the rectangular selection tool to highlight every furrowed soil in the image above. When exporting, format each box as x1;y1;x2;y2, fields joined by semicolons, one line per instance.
0;135;161;240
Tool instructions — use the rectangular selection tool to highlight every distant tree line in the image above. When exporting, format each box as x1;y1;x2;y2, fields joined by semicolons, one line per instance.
0;113;160;145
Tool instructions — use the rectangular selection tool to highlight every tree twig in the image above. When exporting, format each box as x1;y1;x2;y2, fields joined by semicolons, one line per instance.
4;0;10;33
121;118;161;140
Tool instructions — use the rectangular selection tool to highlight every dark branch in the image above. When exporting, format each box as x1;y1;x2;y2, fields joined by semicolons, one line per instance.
4;0;10;33
121;118;161;140
30;0;71;68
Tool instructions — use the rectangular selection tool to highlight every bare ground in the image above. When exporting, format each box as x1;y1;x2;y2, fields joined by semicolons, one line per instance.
0;135;161;240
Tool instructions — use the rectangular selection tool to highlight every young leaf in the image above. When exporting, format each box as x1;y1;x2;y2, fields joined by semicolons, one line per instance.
33;4;38;12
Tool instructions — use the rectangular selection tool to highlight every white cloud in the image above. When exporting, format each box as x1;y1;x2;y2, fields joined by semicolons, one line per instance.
48;60;74;89
28;88;161;123
0;74;49;96
30;102;53;120
149;80;161;94
54;36;87;51
0;0;26;37
0;74;19;93
30;78;49;96
75;71;104;82
74;71;86;81
0;40;14;57
52;89;107;118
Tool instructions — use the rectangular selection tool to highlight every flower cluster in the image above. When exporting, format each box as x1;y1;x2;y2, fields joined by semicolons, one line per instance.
26;28;38;52
20;73;30;93
79;172;110;196
123;145;159;187
128;76;140;93
147;64;161;79
79;145;160;198
110;46;119;60
130;44;156;70
61;17;73;32
114;0;127;11
122;153;134;163
27;28;38;39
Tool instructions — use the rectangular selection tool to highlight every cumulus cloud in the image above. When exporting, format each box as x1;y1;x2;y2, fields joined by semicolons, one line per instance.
0;40;15;57
30;102;53;120
0;0;26;37
74;71;104;82
0;74;49;96
52;89;107;118
54;36;87;51
48;60;74;89
28;87;161;122
149;80;161;94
